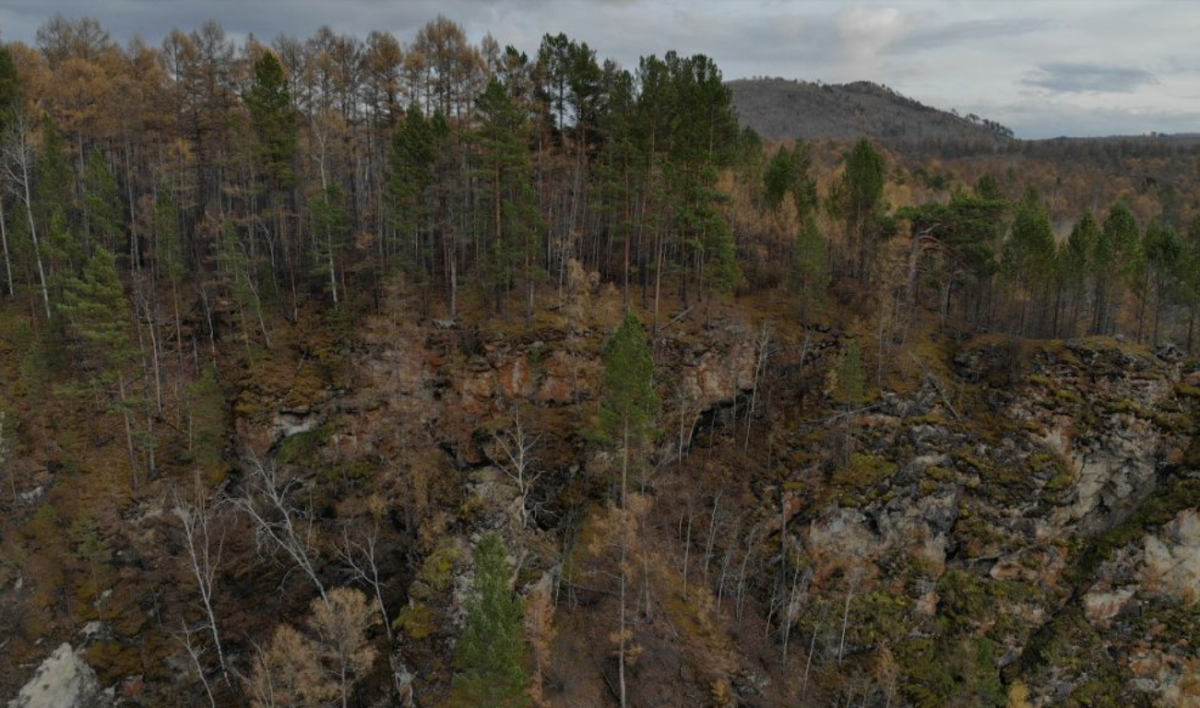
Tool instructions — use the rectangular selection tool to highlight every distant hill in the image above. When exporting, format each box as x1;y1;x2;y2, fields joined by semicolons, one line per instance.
728;77;1014;145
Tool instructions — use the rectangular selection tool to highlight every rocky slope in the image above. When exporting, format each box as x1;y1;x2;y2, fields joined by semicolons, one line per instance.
729;78;1014;144
4;284;1200;707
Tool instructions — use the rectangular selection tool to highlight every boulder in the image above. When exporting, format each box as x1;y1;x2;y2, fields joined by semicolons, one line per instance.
8;643;112;708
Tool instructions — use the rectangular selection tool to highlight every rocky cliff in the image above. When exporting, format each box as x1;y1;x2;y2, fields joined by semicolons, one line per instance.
3;288;1199;707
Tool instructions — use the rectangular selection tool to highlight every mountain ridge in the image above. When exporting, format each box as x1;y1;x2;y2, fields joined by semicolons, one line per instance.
728;77;1016;144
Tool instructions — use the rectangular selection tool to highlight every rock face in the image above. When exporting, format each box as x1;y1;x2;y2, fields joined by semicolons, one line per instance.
206;306;1197;708
8;644;111;708
771;337;1200;705
1142;509;1200;605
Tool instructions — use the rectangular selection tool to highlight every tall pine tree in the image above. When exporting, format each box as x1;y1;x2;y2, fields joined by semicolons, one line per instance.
453;532;528;708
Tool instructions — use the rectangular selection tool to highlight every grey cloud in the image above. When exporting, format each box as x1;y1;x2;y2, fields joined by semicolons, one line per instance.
887;17;1048;54
0;0;1196;139
968;101;1199;139
1023;62;1158;94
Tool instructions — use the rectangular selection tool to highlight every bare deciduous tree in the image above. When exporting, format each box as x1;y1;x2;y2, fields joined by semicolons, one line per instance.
337;523;391;642
172;475;229;684
246;624;334;708
744;323;774;450
233;457;328;605
492;410;543;529
175;620;218;708
0;109;51;317
308;587;378;708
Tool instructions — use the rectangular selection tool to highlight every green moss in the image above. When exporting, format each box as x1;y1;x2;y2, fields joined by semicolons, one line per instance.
85;640;141;683
1108;398;1146;417
274;422;333;466
898;636;1006;708
1054;387;1083;404
1014;604;1136;707
410;542;462;602
394;603;439;640
926;466;956;482
847;591;910;647
908;413;951;427
1174;381;1200;399
1069;475;1200;586
938;569;1037;631
831;453;898;506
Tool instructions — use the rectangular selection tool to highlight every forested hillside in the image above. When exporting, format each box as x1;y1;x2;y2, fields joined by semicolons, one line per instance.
3;14;1200;708
728;77;1014;144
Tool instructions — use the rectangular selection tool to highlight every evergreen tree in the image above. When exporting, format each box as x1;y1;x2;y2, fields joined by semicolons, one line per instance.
453;532;528;708
245;51;298;189
697;189;740;329
474;78;541;318
387;104;445;309
61;244;133;372
60;244;143;487
787;140;820;221
83;150;122;253
763;145;794;213
309;183;350;305
829;139;886;280
1180;214;1200;351
45;205;82;301
1061;212;1098;335
834;338;865;406
1002;189;1056;334
153;188;187;351
1092;203;1140;334
0;47;19;119
219;220;271;349
1143;218;1183;344
34;118;72;234
975;174;1004;202
599;311;658;708
601;311;659;492
791;214;829;326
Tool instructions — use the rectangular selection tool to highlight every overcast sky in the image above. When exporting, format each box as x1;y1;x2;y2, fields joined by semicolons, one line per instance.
0;0;1196;139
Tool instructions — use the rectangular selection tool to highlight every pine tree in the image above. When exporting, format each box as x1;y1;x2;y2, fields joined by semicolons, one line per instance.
1061;212;1098;335
61;246;135;371
699;203;739;325
219;220;271;349
829;139;887;281
1092;203;1140;334
791;214;829;326
474;77;541;318
387;104;449;314
83;150;122;253
1002;189;1056;334
763;145;794;213
787;140;820;221
453;532;528;708
245;51;298;189
1143;218;1182;345
60;244;142;487
834;338;865;406
1180;214;1200;351
601;312;659;486
600;311;658;708
309;183;350;305
153;187;187;353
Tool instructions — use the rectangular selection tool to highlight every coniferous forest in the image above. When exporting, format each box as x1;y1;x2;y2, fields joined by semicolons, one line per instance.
3;13;1200;708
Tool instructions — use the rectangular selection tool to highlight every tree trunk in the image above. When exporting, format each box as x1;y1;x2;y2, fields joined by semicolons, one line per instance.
117;372;139;490
0;200;13;296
